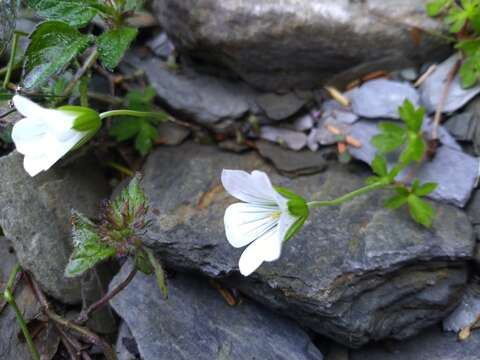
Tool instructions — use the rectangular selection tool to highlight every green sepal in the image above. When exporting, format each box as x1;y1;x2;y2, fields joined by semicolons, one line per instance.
134;248;154;275
274;186;309;218
283;216;308;243
61;105;101;132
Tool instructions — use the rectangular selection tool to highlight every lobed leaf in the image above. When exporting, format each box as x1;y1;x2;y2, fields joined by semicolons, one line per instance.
407;194;435;227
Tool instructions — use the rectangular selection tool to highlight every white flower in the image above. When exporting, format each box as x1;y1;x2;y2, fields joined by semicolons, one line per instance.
222;169;309;276
11;95;101;177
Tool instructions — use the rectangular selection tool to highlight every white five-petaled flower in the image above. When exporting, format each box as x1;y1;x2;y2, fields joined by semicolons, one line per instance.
11;95;101;177
222;169;309;276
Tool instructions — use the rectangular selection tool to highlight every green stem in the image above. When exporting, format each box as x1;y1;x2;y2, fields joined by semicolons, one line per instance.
99;109;169;121
3;264;40;360
2;32;20;89
307;182;387;209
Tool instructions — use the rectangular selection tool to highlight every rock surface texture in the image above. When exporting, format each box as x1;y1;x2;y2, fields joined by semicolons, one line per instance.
351;326;480;360
110;262;323;360
0;152;108;303
141;142;474;347
153;0;447;90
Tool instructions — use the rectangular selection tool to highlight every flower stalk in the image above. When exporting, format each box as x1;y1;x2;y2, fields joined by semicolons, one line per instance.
307;182;388;209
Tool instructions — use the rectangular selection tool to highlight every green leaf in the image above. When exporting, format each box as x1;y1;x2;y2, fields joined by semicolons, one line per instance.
459;56;480;88
23;21;92;89
97;27;138;71
371;154;388;177
445;7;468;32
145;248;168;298
456;39;480;56
111;173;148;227
385;194;408;209
372;122;407;154
399;100;425;132
135;122;158;156
426;0;452;16
109;87;162;155
414;182;438;196
366;176;383;185
65;211;116;277
400;134;425;164
407;194;435;227
26;0;109;28
134;249;153;274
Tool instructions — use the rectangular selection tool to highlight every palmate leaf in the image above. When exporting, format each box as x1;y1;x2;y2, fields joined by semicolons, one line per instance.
23;21;93;89
371;122;407;154
65;211;116;277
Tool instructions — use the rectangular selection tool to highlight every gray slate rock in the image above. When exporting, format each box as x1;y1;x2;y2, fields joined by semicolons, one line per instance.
116;322;140;360
256;140;329;176
0;151;108;303
444;112;476;142
420;54;480;114
110;262;323;360
443;282;480;333
260;126;308;151
348;120;478;207
147;32;175;60
351;326;480;360
141;142;474;347
350;79;420;119
153;0;448;91
130;56;255;125
256;93;307;121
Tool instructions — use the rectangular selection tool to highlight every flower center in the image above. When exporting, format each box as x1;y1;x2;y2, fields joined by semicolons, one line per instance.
270;211;281;220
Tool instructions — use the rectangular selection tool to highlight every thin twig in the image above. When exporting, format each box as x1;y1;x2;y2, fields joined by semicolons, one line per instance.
414;64;437;87
62;48;99;101
26;274;117;360
76;267;137;324
431;59;461;140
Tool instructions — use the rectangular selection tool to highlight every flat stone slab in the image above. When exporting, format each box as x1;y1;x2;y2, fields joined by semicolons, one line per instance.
110;262;323;360
140;142;474;347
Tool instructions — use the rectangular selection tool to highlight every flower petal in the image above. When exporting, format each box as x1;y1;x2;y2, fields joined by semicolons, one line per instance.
278;211;299;242
11;117;48;154
238;228;282;276
224;202;279;248
13;95;45;118
23;153;48;177
221;169;282;205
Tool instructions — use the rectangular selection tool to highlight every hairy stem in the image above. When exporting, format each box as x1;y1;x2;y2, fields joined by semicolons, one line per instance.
2;32;20;89
3;264;40;360
76;267;137;324
307;182;387;208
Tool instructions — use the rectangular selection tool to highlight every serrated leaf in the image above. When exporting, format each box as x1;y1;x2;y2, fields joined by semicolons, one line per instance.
111;174;148;227
135;122;158;156
407;194;435;227
426;0;452;16
395;186;410;197
414;182;438;196
385;194;408;209
445;7;468;32
65;211;116;277
456;39;480;56
26;0;110;27
371;154;388;177
372;122;407;153
460;56;480;88
399;100;424;132
97;27;138;71
400;134;425;164
23;21;92;89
